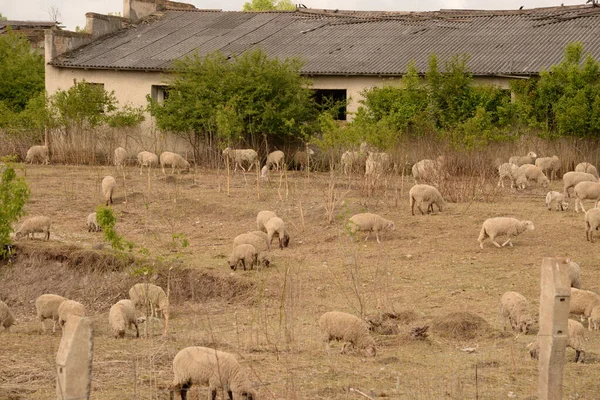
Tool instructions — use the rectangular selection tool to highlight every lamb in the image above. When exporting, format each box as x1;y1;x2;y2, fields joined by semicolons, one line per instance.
0;300;15;331
534;155;560;180
409;184;445;215
318;311;377;356
573;181;600;212
509;151;537;166
233;233;269;253
584;208;600;243
497;163;519;188
137;151;159;175
570;288;600;330
513;164;549;189
412;158;445;184
264;217;290;249
568;260;582;289
477;217;534;249
256;210;277;232
160;152;190;174
102;176;116;206
25;145;49;164
170;346;255;400
266;150;285;170
35;294;67;333
86;212;101;232
228;244;259;271
500;291;534;334
545;191;568;211
114;147;127;168
222;148;258;172
562;171;598;198
348;213;395;243
109;299;139;339
57;299;86;328
14;216;51;240
292;149;315;170
129;283;169;318
575;162;599;179
527;319;585;362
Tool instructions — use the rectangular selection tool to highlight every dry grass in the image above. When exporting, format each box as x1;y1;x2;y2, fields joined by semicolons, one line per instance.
1;163;600;399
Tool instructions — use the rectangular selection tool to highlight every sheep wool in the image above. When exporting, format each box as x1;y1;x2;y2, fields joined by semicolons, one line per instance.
264;217;290;249
25;145;49;164
348;213;395;243
129;283;169;318
575;162;599;179
585;208;600;243
534;155;560;180
545;191;568;211
508;151;537;166
228;244;259;271
35;294;67;333
513;164;549;188
57;300;86;328
256;210;277;232
568;261;582;289
563;171;598;198
15;216;51;240
114;147;127;167
528;319;585;362
573;181;600;213
497;163;518;188
137;151;159;175
233;233;269;253
170;346;255;400
160;152;190;174
341;150;364;175
478;217;534;249
266;150;285;170
500;291;533;334
109;299;139;339
87;212;101;232
222;148;258;172
412;158;444;184
409;184;445;215
292;149;314;171
570;288;600;330
102;176;116;206
0;300;15;331
318;311;376;356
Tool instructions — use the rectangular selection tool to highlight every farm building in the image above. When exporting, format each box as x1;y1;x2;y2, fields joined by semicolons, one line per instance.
1;20;60;53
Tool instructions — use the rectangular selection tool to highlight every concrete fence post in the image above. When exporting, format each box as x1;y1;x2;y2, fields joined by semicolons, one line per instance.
56;315;93;400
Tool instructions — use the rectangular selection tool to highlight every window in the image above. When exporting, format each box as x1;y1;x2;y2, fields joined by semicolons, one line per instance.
151;85;169;104
313;89;347;120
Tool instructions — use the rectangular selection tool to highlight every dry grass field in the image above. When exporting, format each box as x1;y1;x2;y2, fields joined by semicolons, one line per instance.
1;163;599;399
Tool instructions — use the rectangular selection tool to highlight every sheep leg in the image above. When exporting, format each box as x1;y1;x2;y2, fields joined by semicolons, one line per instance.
134;321;139;338
575;350;583;363
579;200;587;213
209;388;217;400
52;320;57;333
376;232;381;244
501;237;513;247
364;232;371;242
227;390;234;400
489;236;502;248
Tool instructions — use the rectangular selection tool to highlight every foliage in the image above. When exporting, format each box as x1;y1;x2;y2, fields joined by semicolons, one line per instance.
95;206;133;252
0;163;30;258
242;0;295;11
0;13;7;21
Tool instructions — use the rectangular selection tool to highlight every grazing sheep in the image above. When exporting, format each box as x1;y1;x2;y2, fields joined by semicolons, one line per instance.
160;152;190;174
248;230;268;243
534;155;560;180
35;294;67;333
0;300;15;331
318;311;376;356
497;163;519;188
563;171;598;198
102;176;116;206
264;217;290;249
528;319;585;362
478;217;534;249
573;181;600;213
570;288;600;330
57;300;86;328
341;150;366;175
409;184;445;215
575;162;599;179
412;157;445;184
568;260;582;289
348;213;395;243
509;151;537;166
545;191;568;211
25;145;49;164
584;208;600;243
292;149;315;171
109;299;139;339
266;150;285;170
222;148;258;172
170;346;255;400
513;164;549;189
114;147;127;168
137;151;159;175
129;283;169;319
86;212;101;232
228;244;259;271
14;216;51;240
365;152;392;177
233;233;269;253
500;291;534;334
256;210;277;232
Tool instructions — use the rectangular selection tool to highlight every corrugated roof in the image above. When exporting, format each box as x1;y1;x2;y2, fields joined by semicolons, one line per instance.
49;5;600;76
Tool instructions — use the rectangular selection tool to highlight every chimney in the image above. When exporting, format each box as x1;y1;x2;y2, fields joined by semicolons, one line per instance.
45;29;92;64
85;13;125;38
123;0;159;22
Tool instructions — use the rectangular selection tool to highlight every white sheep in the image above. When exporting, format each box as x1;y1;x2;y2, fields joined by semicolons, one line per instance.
233;232;269;253
248;230;268;242
228;244;259;271
266;150;285;170
35;294;67;333
477;217;534;249
571;288;600;330
292;149;315;171
500;291;534;334
409;184;445;215
348;213;395;243
0;300;15;331
412;158;445;183
137;151;159;175
318;311;376;356
573;181;600;213
25;145;49;164
341;150;367;175
160;152;190;174
575;162;599;179
14;216;51;240
545;191;568;211
264;217;290;249
170;346;255;400
509;151;537;166
223;147;258;172
109;299;139;339
114;147;127;168
534;155;560;180
86;212;101;232
365;152;392;177
584;208;600;243
256;210;277;232
57;299;86;328
562;171;598;198
528;319;585;362
497;163;519;188
102;176;116;206
129;283;169;319
513;164;549;189
568;260;582;289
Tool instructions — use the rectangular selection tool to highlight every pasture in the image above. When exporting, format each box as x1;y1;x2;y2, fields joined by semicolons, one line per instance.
1;163;599;399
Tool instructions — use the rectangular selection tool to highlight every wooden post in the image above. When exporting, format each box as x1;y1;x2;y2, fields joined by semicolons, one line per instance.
538;257;571;400
56;316;93;400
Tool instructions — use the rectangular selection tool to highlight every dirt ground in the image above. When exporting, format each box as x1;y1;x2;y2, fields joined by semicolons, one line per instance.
1;163;599;399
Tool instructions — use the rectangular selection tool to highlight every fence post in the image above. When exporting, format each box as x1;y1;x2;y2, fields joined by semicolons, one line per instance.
56;316;93;400
538;257;571;400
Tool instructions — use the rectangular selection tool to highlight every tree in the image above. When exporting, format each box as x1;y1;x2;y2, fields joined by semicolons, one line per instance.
243;0;296;11
0;164;30;259
0;13;7;21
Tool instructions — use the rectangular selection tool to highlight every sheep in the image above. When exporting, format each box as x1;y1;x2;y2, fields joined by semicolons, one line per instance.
256;210;277;232
170;346;255;400
109;299;139;339
86;212;101;232
233;233;269;253
264;217;290;249
114;147;127;168
584;208;600;243
545;191;569;211
573;181;600;213
412;158;445;184
248;230;268;243
318;311;376;357
409;184;445;215
348;213;395;243
222;148;258;172
129;283;169;318
500;291;534;334
228;244;259;271
160;152;190;174
365;152;392;177
562;171;598;198
137;151;159;175
25;145;49;164
341;150;368;175
57;300;86;328
513;164;549;189
568;260;582;289
527;319;585;362
102;176;116;206
0;300;15;331
497;163;519;188
35;294;67;333
14;216;51;240
534;155;560;180
570;288;600;330
292;149;315;171
509;151;537;166
575;162;599;179
266;150;285;170
477;217;534;249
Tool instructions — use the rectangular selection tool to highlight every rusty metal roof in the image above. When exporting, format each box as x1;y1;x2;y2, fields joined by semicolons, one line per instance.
49;5;600;77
